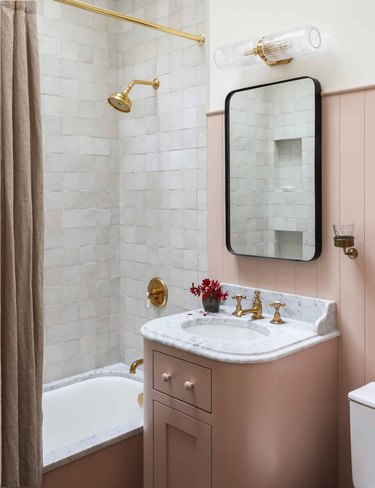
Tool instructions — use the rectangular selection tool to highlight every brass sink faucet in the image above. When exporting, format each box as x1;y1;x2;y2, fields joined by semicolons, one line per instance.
232;291;264;319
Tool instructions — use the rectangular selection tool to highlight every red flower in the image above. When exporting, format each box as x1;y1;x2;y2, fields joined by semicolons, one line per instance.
189;278;228;303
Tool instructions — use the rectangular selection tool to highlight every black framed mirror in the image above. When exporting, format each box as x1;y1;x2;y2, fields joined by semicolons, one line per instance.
225;77;322;261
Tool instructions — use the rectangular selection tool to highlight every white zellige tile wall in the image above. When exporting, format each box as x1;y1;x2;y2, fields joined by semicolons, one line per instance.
117;0;207;365
39;0;122;382
39;0;207;381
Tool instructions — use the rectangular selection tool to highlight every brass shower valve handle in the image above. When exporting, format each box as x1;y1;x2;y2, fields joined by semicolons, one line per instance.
148;287;164;297
232;294;247;317
148;287;164;304
269;301;286;324
147;277;168;308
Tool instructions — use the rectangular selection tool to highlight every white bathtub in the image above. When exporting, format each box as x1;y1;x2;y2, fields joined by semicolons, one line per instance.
43;367;143;471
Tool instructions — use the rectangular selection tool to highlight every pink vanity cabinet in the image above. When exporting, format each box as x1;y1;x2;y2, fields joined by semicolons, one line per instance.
143;337;339;488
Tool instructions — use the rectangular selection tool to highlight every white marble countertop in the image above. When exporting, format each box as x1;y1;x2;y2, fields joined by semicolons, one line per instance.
141;285;339;364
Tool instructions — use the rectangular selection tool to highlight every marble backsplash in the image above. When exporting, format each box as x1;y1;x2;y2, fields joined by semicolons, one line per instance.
222;283;336;335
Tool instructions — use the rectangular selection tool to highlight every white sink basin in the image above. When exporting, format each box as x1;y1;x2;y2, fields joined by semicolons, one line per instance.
182;317;269;341
141;287;338;363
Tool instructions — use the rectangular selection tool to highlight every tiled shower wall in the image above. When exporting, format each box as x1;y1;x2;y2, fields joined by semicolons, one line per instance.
39;0;207;380
39;0;122;382
117;0;207;364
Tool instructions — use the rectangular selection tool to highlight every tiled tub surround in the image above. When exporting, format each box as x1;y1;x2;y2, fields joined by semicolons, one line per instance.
43;363;143;471
39;0;208;382
141;283;338;363
39;0;122;382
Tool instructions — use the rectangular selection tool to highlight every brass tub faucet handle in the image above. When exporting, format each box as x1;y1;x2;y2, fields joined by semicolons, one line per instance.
232;294;247;317
270;301;286;324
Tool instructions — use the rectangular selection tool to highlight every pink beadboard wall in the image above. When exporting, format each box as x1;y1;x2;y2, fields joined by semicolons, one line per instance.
207;86;375;488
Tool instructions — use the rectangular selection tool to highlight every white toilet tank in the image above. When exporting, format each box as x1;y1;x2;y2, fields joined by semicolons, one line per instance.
349;382;375;488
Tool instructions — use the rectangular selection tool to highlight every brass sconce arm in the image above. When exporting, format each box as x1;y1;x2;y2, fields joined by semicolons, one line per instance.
255;39;293;67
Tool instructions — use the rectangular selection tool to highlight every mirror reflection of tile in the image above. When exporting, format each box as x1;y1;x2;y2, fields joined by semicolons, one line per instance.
229;78;316;260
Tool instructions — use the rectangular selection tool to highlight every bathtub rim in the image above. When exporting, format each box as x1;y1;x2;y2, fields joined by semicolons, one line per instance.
43;362;143;393
43;363;143;473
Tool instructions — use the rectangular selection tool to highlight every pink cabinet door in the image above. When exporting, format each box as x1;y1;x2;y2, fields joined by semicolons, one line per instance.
153;401;212;488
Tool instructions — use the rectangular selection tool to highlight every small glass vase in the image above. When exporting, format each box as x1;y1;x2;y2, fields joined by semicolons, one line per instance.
202;296;220;313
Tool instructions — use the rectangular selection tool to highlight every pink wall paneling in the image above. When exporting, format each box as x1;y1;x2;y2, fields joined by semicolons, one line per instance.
207;86;375;488
364;89;375;383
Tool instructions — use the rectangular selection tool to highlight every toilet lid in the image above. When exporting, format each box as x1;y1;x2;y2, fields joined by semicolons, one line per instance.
349;382;375;408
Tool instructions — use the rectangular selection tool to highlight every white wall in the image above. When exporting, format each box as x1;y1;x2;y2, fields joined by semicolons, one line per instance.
208;0;375;111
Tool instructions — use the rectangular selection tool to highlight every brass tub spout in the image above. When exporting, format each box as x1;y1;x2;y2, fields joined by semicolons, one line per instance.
129;358;143;374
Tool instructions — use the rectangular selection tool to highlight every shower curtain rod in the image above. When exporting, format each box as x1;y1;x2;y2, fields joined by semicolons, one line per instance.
54;0;206;45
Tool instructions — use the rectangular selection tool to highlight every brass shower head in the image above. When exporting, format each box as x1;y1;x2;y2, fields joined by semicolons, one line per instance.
108;78;160;113
108;92;132;113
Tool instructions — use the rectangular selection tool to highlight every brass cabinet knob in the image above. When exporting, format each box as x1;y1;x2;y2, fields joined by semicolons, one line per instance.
184;380;194;390
269;301;286;324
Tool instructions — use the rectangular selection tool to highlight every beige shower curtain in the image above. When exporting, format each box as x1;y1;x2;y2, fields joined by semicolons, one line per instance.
0;1;44;487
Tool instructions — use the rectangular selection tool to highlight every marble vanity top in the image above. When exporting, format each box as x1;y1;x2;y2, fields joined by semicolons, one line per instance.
140;284;339;364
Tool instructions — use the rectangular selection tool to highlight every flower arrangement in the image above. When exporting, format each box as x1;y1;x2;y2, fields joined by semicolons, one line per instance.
190;278;229;302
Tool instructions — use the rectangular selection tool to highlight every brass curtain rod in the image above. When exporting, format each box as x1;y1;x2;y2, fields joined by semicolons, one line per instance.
54;0;206;45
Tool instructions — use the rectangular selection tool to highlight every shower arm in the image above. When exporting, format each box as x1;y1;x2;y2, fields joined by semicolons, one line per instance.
54;0;206;45
124;79;160;95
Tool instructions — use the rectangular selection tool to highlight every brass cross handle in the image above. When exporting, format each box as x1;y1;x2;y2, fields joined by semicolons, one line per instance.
232;294;247;317
269;301;286;324
147;277;168;308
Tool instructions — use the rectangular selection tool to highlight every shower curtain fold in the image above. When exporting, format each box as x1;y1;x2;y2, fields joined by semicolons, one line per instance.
0;1;44;487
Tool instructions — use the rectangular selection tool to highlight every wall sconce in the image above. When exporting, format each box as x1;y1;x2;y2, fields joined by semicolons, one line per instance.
214;26;321;69
333;224;358;259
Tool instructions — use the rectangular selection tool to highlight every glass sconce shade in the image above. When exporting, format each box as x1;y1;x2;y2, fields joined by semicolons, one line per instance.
261;27;321;63
214;26;321;69
333;224;354;239
214;38;261;69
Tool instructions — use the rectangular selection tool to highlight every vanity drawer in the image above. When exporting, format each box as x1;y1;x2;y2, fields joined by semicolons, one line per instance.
153;351;212;413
